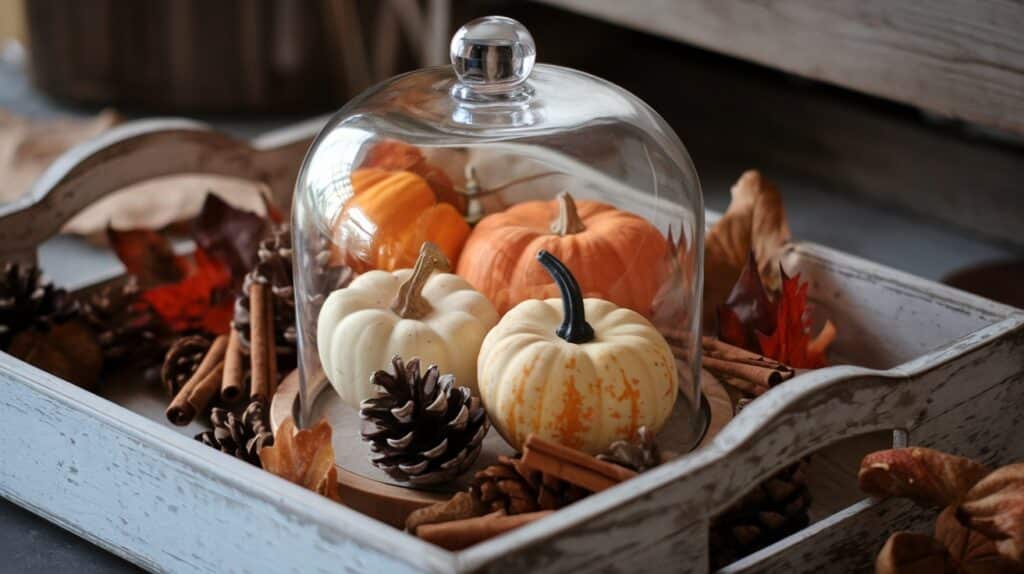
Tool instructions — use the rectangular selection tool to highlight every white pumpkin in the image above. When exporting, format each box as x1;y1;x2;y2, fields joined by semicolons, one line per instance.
477;251;679;454
318;242;498;407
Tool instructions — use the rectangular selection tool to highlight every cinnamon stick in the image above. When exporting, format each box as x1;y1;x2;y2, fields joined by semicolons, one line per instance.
716;373;769;397
690;337;796;395
521;434;636;493
702;356;790;388
164;333;229;424
220;329;245;404
416;511;553;550
189;333;229;383
166;361;225;426
702;336;771;363
249;283;273;403
264;284;278;399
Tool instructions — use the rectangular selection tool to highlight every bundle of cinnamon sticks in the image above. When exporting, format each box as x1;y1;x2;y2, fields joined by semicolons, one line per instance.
411;434;635;550
700;336;794;396
166;283;278;425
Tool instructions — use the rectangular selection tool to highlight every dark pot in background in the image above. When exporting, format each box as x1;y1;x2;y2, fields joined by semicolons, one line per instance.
24;0;402;113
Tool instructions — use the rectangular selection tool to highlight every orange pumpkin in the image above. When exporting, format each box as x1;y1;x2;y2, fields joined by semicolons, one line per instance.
361;140;466;213
332;168;470;271
456;192;668;316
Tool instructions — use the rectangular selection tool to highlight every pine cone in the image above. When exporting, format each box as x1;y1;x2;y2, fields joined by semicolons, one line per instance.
360;356;488;485
597;426;662;472
161;335;211;396
0;261;77;349
232;226;352;373
195;401;274;466
472;455;589;514
232;224;294;355
708;460;812;569
309;235;353;307
79;276;167;363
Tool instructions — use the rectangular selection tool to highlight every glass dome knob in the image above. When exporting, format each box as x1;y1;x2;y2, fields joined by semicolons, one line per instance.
450;16;536;95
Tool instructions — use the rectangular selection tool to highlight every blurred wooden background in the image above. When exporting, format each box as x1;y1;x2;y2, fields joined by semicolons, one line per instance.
0;0;26;44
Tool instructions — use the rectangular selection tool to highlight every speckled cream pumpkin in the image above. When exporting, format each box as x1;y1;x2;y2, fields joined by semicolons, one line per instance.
477;250;679;454
318;242;498;407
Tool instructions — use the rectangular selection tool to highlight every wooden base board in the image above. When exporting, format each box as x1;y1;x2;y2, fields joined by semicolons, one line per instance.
271;369;733;528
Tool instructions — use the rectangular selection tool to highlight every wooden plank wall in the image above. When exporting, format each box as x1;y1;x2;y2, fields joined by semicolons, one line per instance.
537;0;1024;136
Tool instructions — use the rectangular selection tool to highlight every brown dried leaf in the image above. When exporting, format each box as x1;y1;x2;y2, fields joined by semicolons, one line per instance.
259;417;340;502
957;464;1024;563
65;176;271;237
0;109;119;202
107;228;186;288
405;491;486;534
193;193;270;287
717;253;777;352
9;321;103;391
876;532;958;574
934;506;1021;573
859;448;990;508
704;170;791;328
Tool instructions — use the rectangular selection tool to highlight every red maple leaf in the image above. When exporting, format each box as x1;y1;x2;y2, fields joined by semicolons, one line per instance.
755;268;836;369
108;200;252;337
107;228;187;287
140;248;234;334
717;252;836;369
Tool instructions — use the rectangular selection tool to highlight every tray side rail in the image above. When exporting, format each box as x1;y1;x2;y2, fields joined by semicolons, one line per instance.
0;119;318;265
456;314;1024;573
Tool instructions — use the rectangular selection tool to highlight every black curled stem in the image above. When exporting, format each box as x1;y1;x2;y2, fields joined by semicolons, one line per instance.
536;250;595;344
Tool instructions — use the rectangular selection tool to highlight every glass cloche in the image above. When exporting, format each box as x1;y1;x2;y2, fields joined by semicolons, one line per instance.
293;16;706;461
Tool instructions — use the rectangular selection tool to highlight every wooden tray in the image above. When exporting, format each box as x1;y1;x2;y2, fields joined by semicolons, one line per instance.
1;119;1022;574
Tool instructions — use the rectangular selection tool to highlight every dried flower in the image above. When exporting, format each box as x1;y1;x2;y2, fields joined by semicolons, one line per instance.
957;463;1024;562
859;448;990;508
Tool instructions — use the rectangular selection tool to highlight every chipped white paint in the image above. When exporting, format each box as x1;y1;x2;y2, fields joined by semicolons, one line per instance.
0;120;1022;573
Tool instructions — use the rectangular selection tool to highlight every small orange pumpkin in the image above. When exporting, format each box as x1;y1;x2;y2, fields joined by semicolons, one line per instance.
362;140;466;213
332;168;470;271
456;192;668;316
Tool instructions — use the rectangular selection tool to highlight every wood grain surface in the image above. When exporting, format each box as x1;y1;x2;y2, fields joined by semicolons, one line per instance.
537;0;1024;135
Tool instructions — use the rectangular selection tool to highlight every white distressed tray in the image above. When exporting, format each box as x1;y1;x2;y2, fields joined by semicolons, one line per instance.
0;119;1022;574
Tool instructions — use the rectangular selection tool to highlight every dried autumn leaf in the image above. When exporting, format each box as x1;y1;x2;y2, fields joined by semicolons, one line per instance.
756;268;836;369
859;448;991;508
957;463;1024;562
140;248;234;335
704;170;791;328
717;253;776;352
260;417;341;502
934;506;1020;573
107;227;186;288
193;193;269;287
9;321;103;391
716;254;835;368
405;491;486;534
876;531;958;574
0;109;119;203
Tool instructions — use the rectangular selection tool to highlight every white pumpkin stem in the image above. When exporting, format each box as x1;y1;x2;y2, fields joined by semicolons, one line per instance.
391;242;450;319
550;191;587;236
